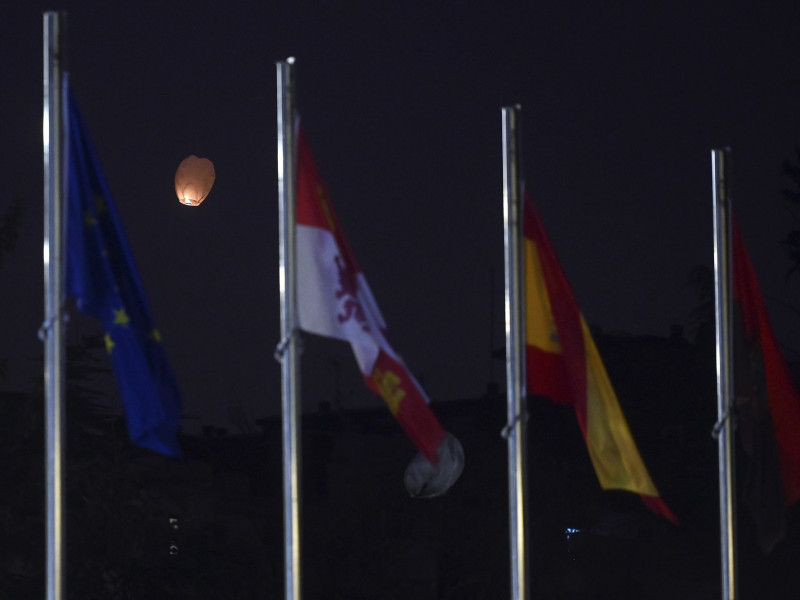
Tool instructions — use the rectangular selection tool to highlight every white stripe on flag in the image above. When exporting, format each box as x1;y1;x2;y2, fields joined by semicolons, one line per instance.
297;223;397;375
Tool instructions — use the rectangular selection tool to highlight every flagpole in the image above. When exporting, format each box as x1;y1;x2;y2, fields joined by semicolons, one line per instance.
711;147;737;600
502;104;529;600
276;57;302;600
42;11;68;600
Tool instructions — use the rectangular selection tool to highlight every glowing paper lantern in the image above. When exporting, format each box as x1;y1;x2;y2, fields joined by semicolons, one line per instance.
174;155;215;206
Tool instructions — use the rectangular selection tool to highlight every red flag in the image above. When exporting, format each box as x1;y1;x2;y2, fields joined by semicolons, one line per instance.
732;217;800;551
295;124;463;496
523;192;677;522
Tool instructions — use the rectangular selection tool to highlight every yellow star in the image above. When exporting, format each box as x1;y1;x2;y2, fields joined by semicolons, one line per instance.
112;308;130;327
150;329;162;343
104;333;115;354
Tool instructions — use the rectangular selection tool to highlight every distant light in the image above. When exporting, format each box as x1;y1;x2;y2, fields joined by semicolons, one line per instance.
174;155;215;206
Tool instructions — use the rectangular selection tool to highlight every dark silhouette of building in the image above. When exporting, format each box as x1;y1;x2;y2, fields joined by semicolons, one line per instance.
2;328;800;598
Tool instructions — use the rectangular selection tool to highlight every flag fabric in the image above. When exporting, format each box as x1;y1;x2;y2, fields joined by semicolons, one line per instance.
66;85;182;457
295;123;462;495
523;192;677;522
732;216;800;552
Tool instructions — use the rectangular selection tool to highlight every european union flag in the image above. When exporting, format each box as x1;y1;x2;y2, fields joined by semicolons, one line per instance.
66;86;182;456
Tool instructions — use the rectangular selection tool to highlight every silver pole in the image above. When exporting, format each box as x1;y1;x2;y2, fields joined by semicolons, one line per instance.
276;57;301;600
712;148;737;600
502;105;529;600
42;11;67;600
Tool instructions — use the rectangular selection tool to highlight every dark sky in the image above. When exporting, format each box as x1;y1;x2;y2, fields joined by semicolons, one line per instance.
3;1;800;433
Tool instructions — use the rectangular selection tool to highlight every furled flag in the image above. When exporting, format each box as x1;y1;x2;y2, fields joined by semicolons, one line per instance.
732;216;800;552
295;124;463;497
65;85;182;457
523;192;677;522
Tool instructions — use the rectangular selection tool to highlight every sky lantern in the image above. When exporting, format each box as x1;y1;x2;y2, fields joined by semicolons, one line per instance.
174;155;215;206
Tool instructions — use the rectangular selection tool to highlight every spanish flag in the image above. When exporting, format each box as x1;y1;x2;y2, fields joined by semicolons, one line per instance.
295;123;463;496
732;216;800;552
523;192;677;522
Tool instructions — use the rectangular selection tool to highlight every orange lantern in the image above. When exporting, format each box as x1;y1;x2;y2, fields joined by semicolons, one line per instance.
174;155;215;206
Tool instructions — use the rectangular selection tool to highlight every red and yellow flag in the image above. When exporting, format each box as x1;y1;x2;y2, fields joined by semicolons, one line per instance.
732;216;800;551
523;192;677;522
295;124;462;495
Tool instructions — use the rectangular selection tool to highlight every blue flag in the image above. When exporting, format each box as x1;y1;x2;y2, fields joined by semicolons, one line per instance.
66;86;182;456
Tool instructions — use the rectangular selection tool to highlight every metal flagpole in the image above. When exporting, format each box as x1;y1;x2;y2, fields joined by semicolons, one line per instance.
501;105;529;600
42;11;68;600
711;147;737;600
276;57;302;600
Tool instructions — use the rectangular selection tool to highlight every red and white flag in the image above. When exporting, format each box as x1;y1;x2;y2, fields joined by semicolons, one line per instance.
295;124;463;496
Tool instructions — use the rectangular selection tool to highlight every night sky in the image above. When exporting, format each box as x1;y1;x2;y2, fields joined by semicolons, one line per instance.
2;1;800;433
